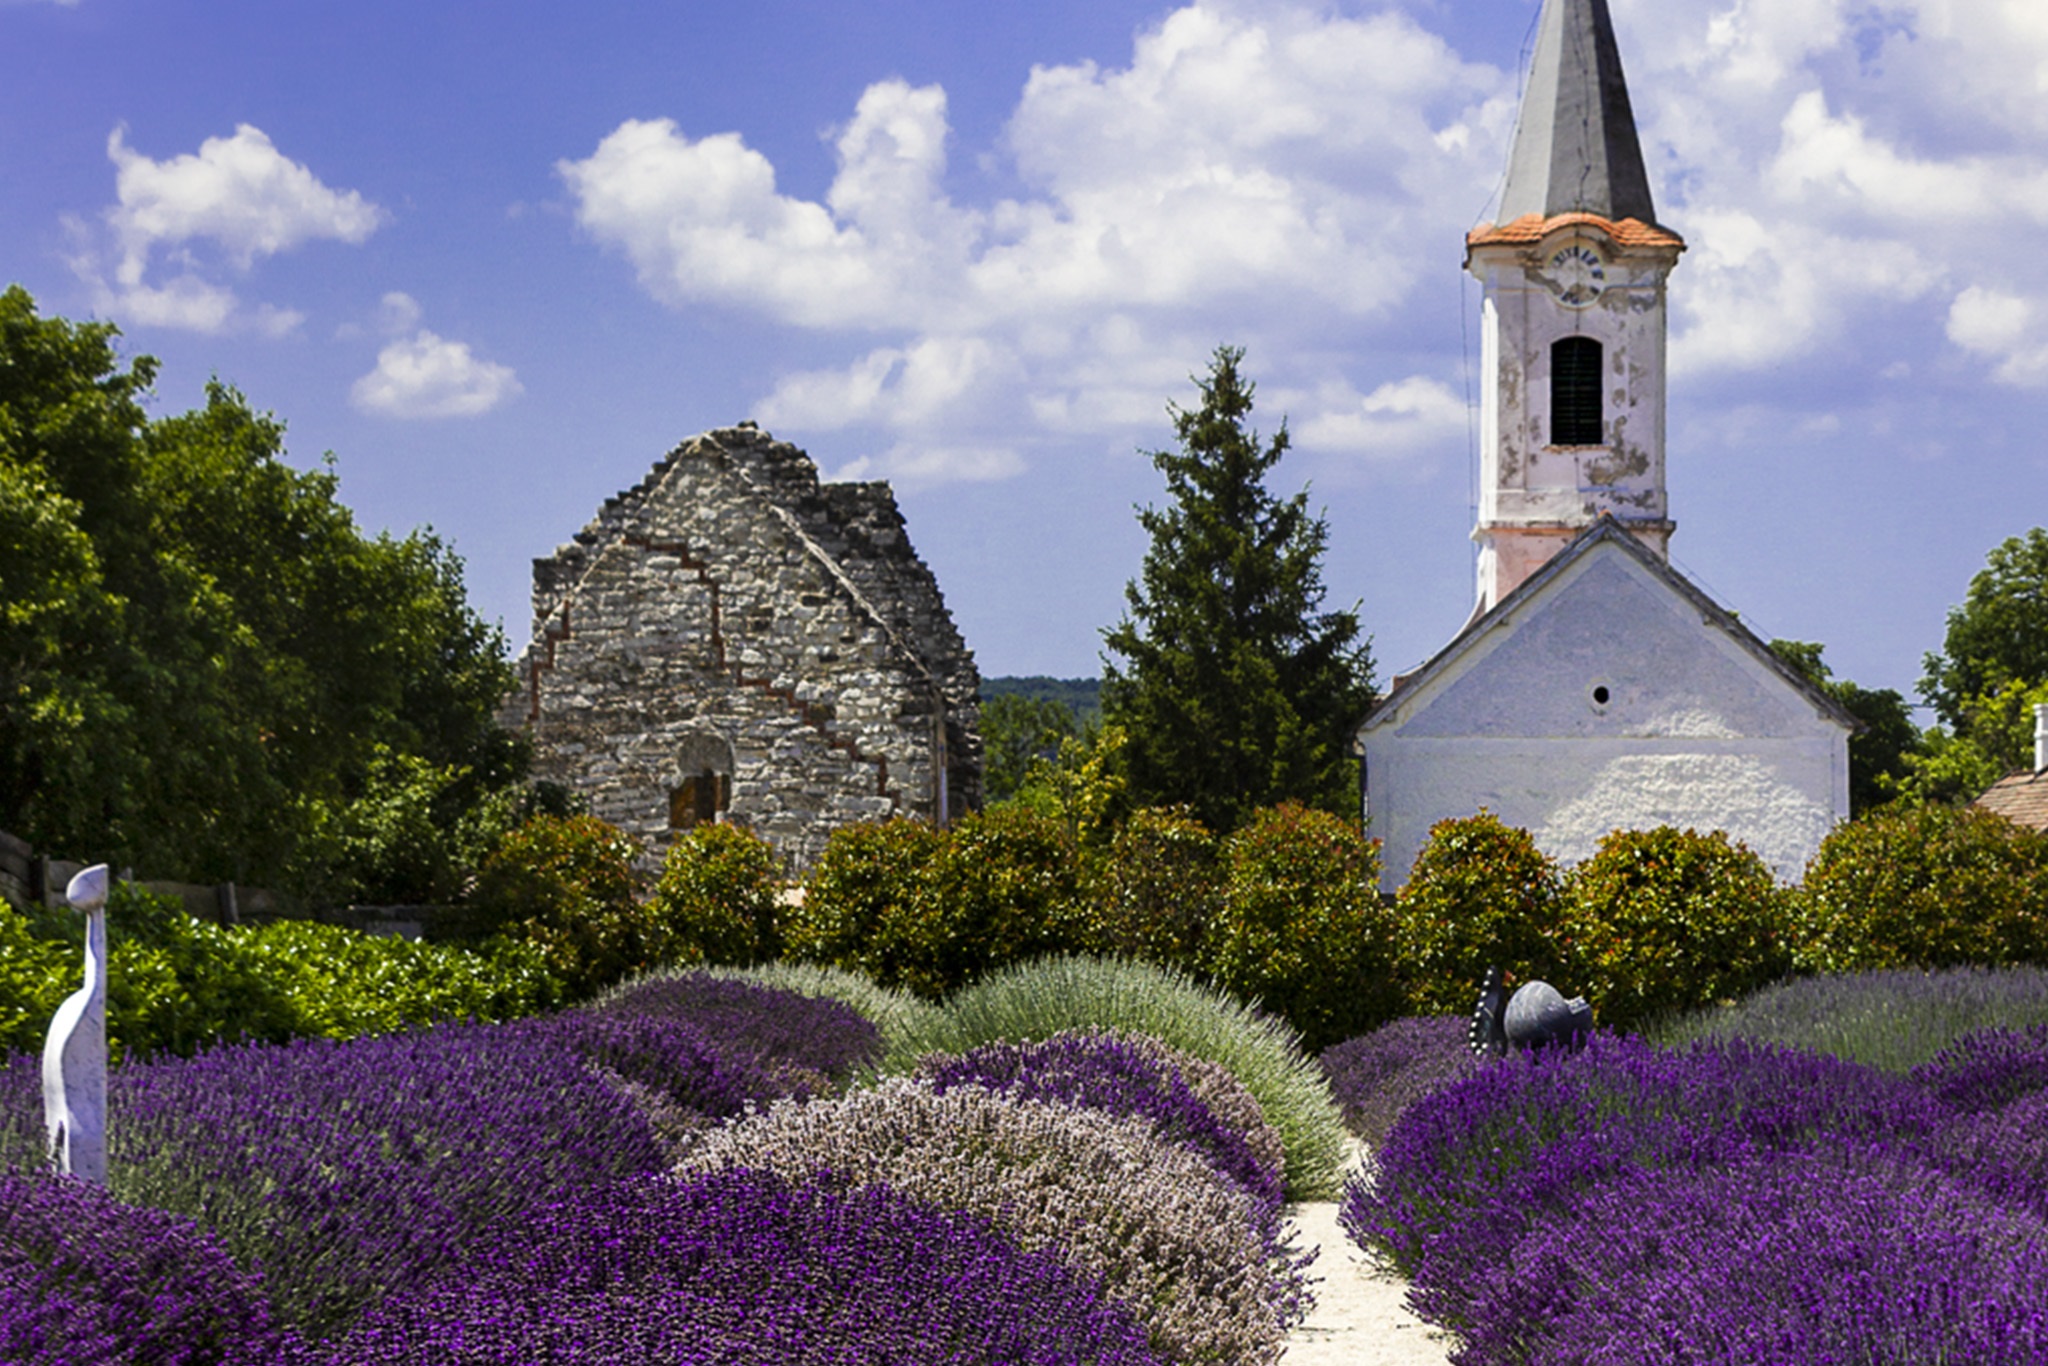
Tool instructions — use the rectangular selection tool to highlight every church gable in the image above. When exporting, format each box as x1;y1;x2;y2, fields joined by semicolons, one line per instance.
1382;544;1836;743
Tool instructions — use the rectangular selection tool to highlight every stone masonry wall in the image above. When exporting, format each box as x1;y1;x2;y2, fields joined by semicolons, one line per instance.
508;426;981;870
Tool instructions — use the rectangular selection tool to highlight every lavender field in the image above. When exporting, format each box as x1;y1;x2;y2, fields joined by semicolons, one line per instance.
5;960;2048;1363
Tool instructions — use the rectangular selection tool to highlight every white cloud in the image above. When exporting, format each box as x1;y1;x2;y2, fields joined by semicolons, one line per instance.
1946;285;2048;386
1295;375;1469;462
352;303;522;419
68;125;382;334
561;1;1504;482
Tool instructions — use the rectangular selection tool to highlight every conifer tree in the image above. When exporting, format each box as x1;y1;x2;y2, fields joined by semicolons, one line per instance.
1100;346;1375;833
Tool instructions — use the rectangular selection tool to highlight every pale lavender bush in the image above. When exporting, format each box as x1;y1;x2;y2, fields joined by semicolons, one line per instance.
0;1167;293;1365
1320;1016;1478;1148
919;1028;1285;1212
678;1078;1311;1366
1443;1146;2048;1365
300;1168;1168;1366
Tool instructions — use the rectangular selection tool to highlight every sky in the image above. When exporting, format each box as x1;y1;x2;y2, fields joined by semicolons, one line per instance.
4;0;2045;708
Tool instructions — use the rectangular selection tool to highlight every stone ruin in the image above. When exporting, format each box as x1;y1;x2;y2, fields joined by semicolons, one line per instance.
502;424;982;871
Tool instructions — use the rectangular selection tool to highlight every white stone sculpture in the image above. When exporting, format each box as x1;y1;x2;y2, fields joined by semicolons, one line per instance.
42;863;109;1183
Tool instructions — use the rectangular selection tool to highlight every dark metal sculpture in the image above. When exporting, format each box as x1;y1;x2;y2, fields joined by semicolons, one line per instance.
1469;965;1593;1057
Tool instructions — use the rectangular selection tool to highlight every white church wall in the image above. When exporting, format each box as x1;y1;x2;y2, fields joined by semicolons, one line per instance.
1361;543;1851;890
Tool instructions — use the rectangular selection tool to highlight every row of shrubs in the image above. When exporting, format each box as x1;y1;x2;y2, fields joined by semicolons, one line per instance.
9;797;2043;1060
494;800;2048;1045
0;885;558;1060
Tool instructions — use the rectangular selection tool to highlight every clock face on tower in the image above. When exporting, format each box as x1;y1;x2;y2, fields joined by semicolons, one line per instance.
1545;243;1606;307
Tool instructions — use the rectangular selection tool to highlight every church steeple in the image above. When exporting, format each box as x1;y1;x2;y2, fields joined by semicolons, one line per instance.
1465;0;1684;613
1497;0;1660;228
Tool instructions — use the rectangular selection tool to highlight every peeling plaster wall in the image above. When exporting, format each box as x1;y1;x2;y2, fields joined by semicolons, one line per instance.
1471;228;1678;608
1362;547;1850;889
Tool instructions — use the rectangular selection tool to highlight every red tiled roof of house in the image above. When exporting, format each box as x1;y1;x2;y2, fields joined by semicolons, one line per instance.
1467;212;1686;250
1975;769;2048;831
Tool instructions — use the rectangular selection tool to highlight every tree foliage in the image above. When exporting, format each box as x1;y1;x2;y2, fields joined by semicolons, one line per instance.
1922;528;2048;742
1767;639;1918;813
1101;347;1374;833
0;286;520;896
980;692;1082;803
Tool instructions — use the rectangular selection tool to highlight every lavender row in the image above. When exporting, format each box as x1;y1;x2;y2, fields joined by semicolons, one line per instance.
1342;1024;2048;1364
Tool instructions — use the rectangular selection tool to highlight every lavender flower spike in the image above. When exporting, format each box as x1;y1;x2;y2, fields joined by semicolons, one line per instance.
42;862;109;1184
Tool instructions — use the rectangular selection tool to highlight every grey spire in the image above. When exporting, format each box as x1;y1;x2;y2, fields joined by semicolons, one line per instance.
1497;0;1658;225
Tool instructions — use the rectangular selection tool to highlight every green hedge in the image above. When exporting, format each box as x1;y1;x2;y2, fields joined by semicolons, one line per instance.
1559;825;1790;1031
1795;804;2048;973
1201;803;1400;1052
1394;811;1566;1016
3;885;559;1061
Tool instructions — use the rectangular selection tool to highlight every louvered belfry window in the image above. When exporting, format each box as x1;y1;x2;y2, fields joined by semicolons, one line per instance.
1551;336;1604;446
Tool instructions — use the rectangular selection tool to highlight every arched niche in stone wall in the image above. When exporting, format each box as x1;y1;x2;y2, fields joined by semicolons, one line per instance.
667;731;736;832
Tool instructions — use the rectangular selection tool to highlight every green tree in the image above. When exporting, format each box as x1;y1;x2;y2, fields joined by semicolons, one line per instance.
1922;528;2048;742
0;286;520;896
1101;347;1375;833
1767;640;1918;813
980;692;1082;803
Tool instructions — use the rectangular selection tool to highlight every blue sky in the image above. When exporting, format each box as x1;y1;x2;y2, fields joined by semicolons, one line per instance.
4;0;2043;707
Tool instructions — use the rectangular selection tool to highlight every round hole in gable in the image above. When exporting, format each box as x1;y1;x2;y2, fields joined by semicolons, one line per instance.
1592;685;1610;705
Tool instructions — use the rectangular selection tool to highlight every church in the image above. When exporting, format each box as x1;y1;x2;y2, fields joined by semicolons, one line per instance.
1354;0;1856;889
504;423;981;871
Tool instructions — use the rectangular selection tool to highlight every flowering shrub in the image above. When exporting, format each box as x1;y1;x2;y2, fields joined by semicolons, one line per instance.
1912;1021;2048;1116
920;1028;1285;1213
881;954;1348;1200
306;1169;1169;1366
1650;964;2048;1072
591;969;883;1086
1797;804;2048;973
681;959;944;1064
1558;825;1791;1030
680;1079;1311;1365
1319;1016;1478;1148
643;821;785;967
1344;1034;1951;1288
0;1167;292;1365
1204;803;1401;1052
1438;1146;2048;1365
93;1021;665;1337
1392;812;1565;1016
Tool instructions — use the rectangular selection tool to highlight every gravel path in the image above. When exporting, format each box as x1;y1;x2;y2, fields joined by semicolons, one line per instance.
1279;1143;1458;1365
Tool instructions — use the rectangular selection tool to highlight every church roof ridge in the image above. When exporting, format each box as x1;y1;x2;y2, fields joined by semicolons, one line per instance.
1496;0;1665;231
1360;517;1860;735
1466;211;1684;251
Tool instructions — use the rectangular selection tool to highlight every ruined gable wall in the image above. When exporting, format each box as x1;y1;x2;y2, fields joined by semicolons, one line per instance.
513;427;953;869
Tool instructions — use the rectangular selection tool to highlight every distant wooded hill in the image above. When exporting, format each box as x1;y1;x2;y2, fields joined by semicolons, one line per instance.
982;676;1102;725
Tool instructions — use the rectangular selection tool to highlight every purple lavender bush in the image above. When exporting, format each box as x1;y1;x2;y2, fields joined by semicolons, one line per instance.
1343;1033;1950;1289
1912;1020;2048;1115
99;1019;667;1338
919;1028;1286;1212
1319;1016;1478;1148
681;1078;1311;1365
590;968;883;1086
1439;1145;2048;1365
301;1168;1170;1366
0;1167;294;1365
